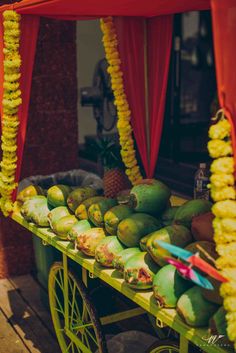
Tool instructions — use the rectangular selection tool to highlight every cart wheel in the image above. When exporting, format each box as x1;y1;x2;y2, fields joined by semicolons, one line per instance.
146;340;179;353
48;262;108;353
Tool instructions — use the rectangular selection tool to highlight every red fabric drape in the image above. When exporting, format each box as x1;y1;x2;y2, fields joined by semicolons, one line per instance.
13;0;210;17
148;16;173;177
211;0;236;164
115;16;173;177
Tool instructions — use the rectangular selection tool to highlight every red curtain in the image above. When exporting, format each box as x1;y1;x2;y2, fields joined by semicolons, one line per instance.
211;0;236;163
115;16;173;177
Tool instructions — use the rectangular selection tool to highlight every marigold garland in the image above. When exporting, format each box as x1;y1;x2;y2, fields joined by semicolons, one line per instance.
208;110;236;349
0;10;21;216
100;17;143;185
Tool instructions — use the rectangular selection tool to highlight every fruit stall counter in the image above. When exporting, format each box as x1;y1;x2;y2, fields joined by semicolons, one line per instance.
11;196;231;353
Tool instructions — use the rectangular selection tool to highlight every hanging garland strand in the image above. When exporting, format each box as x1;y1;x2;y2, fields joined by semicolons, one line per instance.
208;110;236;349
0;10;21;216
100;17;143;185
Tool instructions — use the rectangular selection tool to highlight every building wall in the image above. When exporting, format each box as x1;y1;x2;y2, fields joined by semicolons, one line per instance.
0;18;78;277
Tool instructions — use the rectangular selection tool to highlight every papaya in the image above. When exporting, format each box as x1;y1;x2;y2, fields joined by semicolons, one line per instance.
177;286;219;327
174;199;212;228
76;228;106;256
88;198;117;227
21;196;51;227
53;215;78;239
201;276;223;305
47;184;72;208
95;236;125;267
67;187;97;212
17;185;45;204
113;247;141;272
184;241;218;265
140;234;153;251
67;220;92;242
104;205;133;234
191;212;214;242
117;213;162;247
161;206;179;226
209;306;228;336
75;196;106;220
129;179;171;216
146;225;192;266
48;206;72;230
153;264;193;308
124;252;159;290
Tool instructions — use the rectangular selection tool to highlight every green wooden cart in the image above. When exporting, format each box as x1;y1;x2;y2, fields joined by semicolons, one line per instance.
11;196;232;353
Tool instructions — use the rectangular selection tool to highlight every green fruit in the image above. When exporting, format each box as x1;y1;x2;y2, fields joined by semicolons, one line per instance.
113;247;141;272
129;179;171;216
76;228;106;256
124;252;159;290
117;213;162;247
53;215;78;239
88;198;117;227
174;199;212;228
67;220;92;241
209;306;228;336
47;184;72;208
21;196;51;226
95;236;125;267
161;206;179;226
201;276;223;305
140;234;153;251
17;185;45;204
104;205;133;234
177;286;219;327
146;225;192;266
48;206;72;230
153;264;193;308
67;187;97;212
184;241;218;264
75;196;106;220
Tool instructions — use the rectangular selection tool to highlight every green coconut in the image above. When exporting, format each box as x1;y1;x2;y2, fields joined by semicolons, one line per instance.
47;184;72;208
201;276;223;305
76;228;106;256
67;187;97;213
140;234;153;251
209;306;228;336
117;213;162;247
88;198;117;227
129;179;171;216
112;247;141;272
104;205;134;234
67;220;92;241
95;236;125;267
146;225;192;266
161;206;180;226
17;185;45;204
21;196;51;226
153;264;193;308
124;252;159;290
184;241;218;264
48;206;72;230
53;215;78;239
177;286;219;327
75;196;106;220
174;199;212;228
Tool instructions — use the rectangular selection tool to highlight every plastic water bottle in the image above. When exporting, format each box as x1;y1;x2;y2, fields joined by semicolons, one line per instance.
194;163;210;200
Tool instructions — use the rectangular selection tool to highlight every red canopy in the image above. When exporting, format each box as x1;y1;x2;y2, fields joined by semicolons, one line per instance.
0;0;235;196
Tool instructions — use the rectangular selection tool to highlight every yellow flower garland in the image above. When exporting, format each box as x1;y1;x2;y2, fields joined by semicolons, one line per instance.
100;17;143;185
0;10;21;216
208;110;236;349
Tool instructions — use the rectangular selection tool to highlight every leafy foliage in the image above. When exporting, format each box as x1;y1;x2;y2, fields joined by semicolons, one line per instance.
94;137;124;170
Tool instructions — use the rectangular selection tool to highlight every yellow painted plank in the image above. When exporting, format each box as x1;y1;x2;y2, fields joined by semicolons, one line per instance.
12;213;232;353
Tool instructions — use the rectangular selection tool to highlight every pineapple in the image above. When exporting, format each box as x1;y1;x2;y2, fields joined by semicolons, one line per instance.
96;137;130;198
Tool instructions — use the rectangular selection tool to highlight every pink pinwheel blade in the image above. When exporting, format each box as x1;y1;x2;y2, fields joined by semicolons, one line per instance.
188;255;228;283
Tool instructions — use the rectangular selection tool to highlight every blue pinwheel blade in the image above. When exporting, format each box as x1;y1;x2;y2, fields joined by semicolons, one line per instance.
156;240;193;261
190;268;214;290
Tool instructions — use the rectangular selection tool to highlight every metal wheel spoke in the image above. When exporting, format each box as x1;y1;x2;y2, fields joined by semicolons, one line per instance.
53;289;65;316
82;330;91;351
54;307;64;316
55;274;64;292
66;341;73;352
69;282;76;326
84;327;98;346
